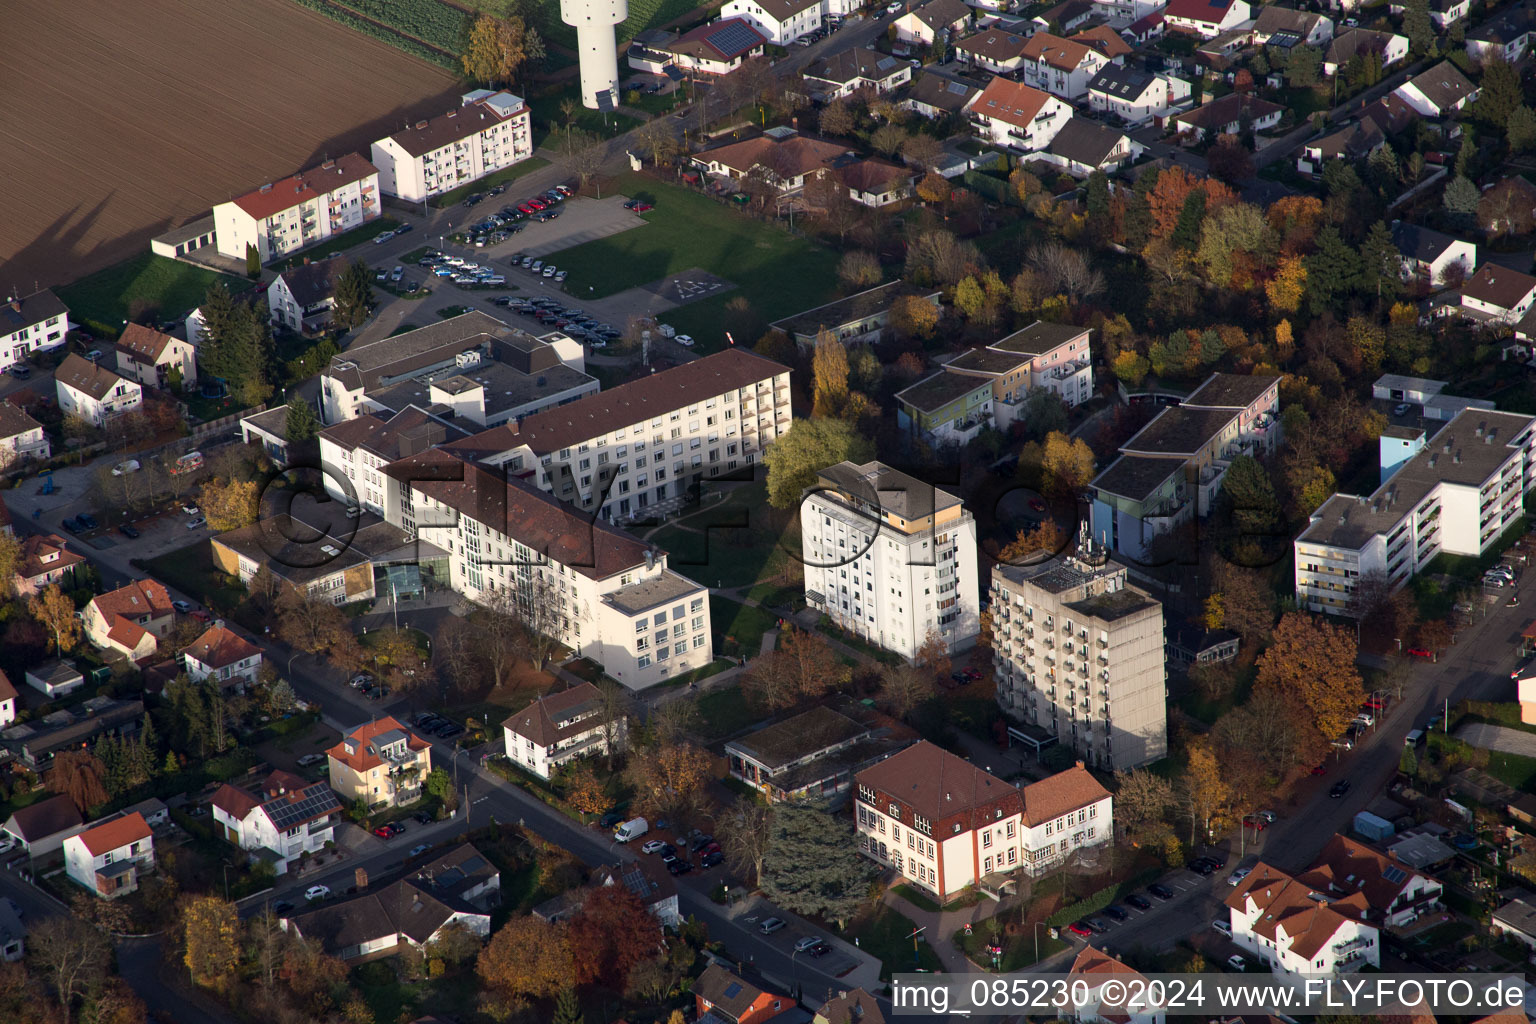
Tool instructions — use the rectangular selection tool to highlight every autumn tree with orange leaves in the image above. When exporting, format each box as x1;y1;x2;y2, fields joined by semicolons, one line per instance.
478;914;573;1005
568;884;661;989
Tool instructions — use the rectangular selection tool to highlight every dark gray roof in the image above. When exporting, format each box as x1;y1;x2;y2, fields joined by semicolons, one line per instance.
1325;28;1402;66
1121;406;1239;457
264;781;342;831
288;878;482;953
991;320;1090;356
367;359;594;422
1;794;83;843
1469;4;1536;43
56;353;129;401
1046;116;1126;168
1088;65;1157;101
724;706;871;770
278;255;348;307
1;698;143;766
905;73;981;113
896;370;992;413
603;570;705;616
0;290;68;338
1402;61;1476;112
804;47;907;86
412;843;500;902
1090;454;1182;502
770;281;940;340
695;963;786;1021
1391;222;1465;264
946;348;1033;374
1182;372;1279;411
327;311;516;391
816;460;963;521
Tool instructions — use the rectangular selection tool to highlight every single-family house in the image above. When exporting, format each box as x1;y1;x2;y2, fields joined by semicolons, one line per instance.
1091;0;1163;26
694;963;795;1024
1072;24;1135;60
720;0;823;44
13;533;85;598
1391;223;1477;285
1297;120;1385;176
327;717;433;809
1070;947;1166;1024
83;580;175;664
282;878;491;961
503;682;625;781
63;812;154;899
1297;834;1443;927
1226;862;1380;975
1462;264;1536;323
894;0;971;46
801;47;913;102
0;400;50;466
1163;0;1250;38
411;843;502;909
594;858;681;927
1019;33;1113;100
694;133;848;194
1492;895;1536;949
55;354;143;428
902;73;981;119
1170;93;1284;141
1124;9;1165;43
970;78;1073;151
115;322;196;390
814;990;886;1024
1033;0;1097;33
1040;116;1143;176
955;29;1034;74
0;290;70;373
839;159;914;207
1467;4;1536;65
0;795;87;860
0;669;15;729
24;660;85;699
1323;28;1409;77
267;256;347;334
1394;61;1478;117
1430;0;1473;29
1360;91;1418;135
182;625;263;689
1088;66;1188;122
1251;5;1333;46
211;769;341;875
668;18;768;75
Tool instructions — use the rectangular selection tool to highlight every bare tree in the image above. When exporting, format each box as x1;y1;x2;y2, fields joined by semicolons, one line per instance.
564;129;607;193
479;586;531;690
879;662;933;719
597;679;629;770
1027;242;1105;302
648;694;699;745
634;118;680;166
29;916;109;1024
721;800;774;884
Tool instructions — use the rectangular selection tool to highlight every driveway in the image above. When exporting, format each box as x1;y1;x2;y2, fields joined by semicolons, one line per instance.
1456;721;1536;759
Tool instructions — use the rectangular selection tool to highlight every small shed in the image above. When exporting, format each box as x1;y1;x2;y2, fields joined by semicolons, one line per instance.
1354;810;1395;842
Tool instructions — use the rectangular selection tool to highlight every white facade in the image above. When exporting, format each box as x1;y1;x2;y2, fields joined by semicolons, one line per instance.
970;81;1073;151
1462;265;1536;322
1020;35;1113;101
1228;866;1381;976
1295;409;1536;614
212;786;337;876
0;408;49;466
1088;71;1189;123
502;684;628;780
720;0;823;43
63;815;154;899
801;462;980;659
0;291;70;372
370;91;534;204
213;154;380;263
1164;0;1250;37
56;359;142;429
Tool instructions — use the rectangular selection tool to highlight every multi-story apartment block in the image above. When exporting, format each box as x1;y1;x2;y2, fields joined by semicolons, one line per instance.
854;742;1112;899
466;348;791;523
55;354;143;428
1226;862;1381;976
371;90;534;203
63;812;154;899
213;153;380;263
0;290;70;372
212;770;341;876
320;406;468;518
1091;372;1281;561
384;448;713;689
1019;33;1114;101
502;681;626;780
895;371;995;447
720;0;823;44
1295;409;1536;614
327;717;433;809
320;311;592;425
801;461;979;659
991;553;1167;770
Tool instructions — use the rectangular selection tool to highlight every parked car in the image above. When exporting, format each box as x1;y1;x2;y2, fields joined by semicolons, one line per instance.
1228;867;1252;887
760;917;786;934
8;365;30;378
117;523;141;539
1393;403;1411;417
794;936;824;953
172;600;192;614
414;811;435;825
60;516;80;533
642;840;666;855
1068;920;1095;936
631;202;653;213
1226;954;1247;972
598;811;624;829
1188;858;1215;875
1102;905;1128;922
269;899;293;913
1212;919;1233;938
1329;780;1352;798
112;460;140;476
408;843;430;859
668;859;692;875
395;223;413;234
1148;883;1176;900
372;824;395;838
77;512;98;529
701;850;725;868
1243;815;1267;831
436;723;464;738
1125;893;1152;910
304;885;331;902
373;230;395;244
190;610;212;623
182;503;199;515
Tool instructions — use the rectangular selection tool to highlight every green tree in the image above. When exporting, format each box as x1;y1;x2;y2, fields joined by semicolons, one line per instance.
424;767;452;802
1359;220;1402;300
1217;454;1282;543
462;14;502;84
1509;105;1536;153
286;395;319;443
1477;57;1521;127
764;418;875;509
1443;175;1480;218
1402;0;1433;53
553;988;583;1024
759;803;871;927
1284;45;1321;88
1305;225;1363;311
245;243;260;279
1171;190;1206;252
1085;170;1110;222
332;258;374;332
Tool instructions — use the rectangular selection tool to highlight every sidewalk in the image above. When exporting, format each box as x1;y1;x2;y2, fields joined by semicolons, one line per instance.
882;888;1002;975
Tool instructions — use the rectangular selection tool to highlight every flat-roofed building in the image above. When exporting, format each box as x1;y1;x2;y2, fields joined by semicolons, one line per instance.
801;461;979;658
896;371;995;447
725;705;906;803
770;281;942;348
991;553;1166;770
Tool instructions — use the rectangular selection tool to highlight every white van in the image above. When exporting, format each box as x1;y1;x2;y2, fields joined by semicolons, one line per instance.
614;817;649;842
1404;729;1425;748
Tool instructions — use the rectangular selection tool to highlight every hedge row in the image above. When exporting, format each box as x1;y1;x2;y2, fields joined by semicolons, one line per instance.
290;0;458;70
338;0;473;53
1046;884;1118;927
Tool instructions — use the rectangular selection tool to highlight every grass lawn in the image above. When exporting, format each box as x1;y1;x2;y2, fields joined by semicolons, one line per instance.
529;90;644;144
58;253;250;338
646;483;800;589
745;583;803;611
141;541;248;618
307;216;402;256
841;905;942;979
711;595;778;662
693;684;759;741
430;157;552;208
547;174;840;348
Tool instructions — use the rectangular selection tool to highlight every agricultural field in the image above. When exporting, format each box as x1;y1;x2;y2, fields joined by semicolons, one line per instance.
459;0;708;49
0;0;461;292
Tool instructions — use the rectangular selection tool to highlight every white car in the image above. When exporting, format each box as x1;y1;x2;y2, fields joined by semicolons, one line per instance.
373;230;395;244
641;839;666;855
1211;919;1232;938
304;885;331;902
186;516;206;530
1228;867;1252;887
675;335;694;347
886;1;902;12
1226;954;1247;972
112;460;140;476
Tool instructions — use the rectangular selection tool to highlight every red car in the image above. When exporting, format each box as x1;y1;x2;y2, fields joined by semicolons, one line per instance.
527;198;547;210
963;667;983;681
1067;921;1094;937
372;825;393;838
631;202;654;213
1242;815;1267;831
1310;764;1328;776
190;610;213;623
517;203;536;214
1407;647;1434;659
1364;698;1387;710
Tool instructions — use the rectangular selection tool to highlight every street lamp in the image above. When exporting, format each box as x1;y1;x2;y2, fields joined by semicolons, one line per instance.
1034;920;1047;965
222;862;233;902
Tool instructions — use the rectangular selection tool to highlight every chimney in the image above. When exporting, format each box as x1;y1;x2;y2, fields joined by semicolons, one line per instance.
8;300;18;314
1075;760;1085;769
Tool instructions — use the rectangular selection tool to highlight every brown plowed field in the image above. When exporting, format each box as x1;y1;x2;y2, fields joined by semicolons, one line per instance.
0;0;462;291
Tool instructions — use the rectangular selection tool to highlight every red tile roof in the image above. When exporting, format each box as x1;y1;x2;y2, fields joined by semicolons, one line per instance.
16;533;85;584
0;668;15;704
90;580;173;647
1021;33;1096;72
117;323;177;363
230;152;377;221
185;625;261;670
1021;762;1111;825
327;716;430;773
856;741;1022;832
1072;24;1134;59
75;811;151;857
972;79;1056;130
211;782;260;821
1069;947;1147;1024
1165;0;1239;24
1225;861;1367;961
1296;834;1431;914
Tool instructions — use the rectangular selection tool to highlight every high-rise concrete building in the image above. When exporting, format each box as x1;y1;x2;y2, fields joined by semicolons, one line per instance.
564;0;627;109
801;461;980;659
990;550;1166;770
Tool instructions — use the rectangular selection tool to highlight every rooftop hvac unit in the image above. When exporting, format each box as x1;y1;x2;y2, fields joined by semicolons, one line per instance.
455;350;482;369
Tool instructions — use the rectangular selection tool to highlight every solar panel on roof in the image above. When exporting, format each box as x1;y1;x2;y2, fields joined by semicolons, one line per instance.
595;92;616;112
1382;866;1406;883
724;983;743;999
876;55;899;71
708;20;763;56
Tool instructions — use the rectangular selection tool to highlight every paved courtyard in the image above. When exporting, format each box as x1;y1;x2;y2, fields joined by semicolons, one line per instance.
1455;722;1536;759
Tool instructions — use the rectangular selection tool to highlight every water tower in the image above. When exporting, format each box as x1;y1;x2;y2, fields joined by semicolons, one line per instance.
562;0;627;110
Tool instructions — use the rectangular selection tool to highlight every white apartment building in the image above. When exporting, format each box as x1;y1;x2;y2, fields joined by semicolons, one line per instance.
385;448;713;690
970;78;1073;152
470;348;791;523
1300;835;1443;928
1070;948;1166;1024
801;461;980;659
1226;862;1381;976
319;312;592;426
854;742;1112;900
370;90;534;203
55;353;143;428
991;554;1167;771
956;321;1094;415
213;153;380;263
1295;409;1536;615
211;770;341;875
320;407;467;518
63;812;154;899
0;290;70;372
720;0;823;44
1019;33;1114;102
502;681;627;780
